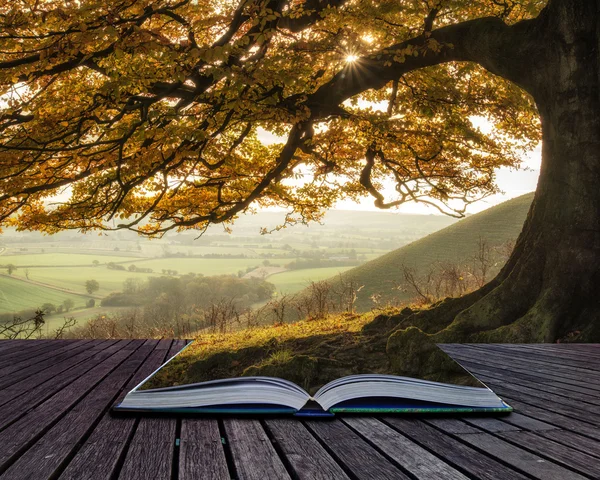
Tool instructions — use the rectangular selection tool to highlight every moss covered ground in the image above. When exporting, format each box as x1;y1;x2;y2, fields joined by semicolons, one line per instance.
143;306;480;395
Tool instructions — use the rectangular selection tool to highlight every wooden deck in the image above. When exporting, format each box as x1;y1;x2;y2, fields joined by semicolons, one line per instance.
0;341;598;479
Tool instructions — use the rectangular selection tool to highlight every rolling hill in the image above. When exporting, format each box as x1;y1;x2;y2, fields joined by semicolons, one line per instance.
312;193;535;311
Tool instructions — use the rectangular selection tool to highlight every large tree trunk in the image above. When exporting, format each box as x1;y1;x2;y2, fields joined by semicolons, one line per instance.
384;0;600;346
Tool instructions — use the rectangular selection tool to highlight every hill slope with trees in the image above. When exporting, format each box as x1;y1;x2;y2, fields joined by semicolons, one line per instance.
314;193;534;311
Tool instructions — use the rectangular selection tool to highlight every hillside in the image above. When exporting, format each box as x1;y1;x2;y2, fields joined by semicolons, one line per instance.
314;193;534;311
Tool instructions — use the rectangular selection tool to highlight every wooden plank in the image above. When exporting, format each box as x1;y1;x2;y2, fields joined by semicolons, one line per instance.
496;396;600;441
538;429;600;459
0;340;156;480
497;412;558;432
453;432;587;480
305;419;410;480
384;417;530;480
0;339;93;388
456;358;600;401
117;417;177;480
454;344;600;379
59;340;175;480
344;417;468;480
0;341;117;429
0;340;28;352
224;419;291;480
444;346;600;394
498;430;600;477
0;340;46;355
476;344;600;369
513;344;600;361
460;417;521;433
118;339;182;480
178;419;230;480
0;340;138;472
476;369;600;408
478;378;600;426
0;340;61;366
477;344;600;367
264;418;350;480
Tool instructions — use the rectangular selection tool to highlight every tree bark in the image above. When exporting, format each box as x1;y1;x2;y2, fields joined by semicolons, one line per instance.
385;0;600;344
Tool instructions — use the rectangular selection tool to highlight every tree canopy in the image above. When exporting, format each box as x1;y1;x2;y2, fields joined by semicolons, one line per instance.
0;0;544;235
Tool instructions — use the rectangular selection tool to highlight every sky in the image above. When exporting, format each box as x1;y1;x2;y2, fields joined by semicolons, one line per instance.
257;125;541;216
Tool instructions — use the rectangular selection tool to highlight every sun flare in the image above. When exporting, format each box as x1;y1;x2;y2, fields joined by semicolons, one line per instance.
345;54;359;63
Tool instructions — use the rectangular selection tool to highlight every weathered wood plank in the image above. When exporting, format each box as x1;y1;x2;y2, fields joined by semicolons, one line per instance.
264;418;350;480
431;422;589;480
537;429;600;459
59;340;174;480
494;395;600;441
460;417;521;433
344;417;468;480
0;340;138;473
478;379;600;426
478;343;600;365
118;339;182;480
117;417;177;480
0;339;93;388
0;340;31;353
384;417;530;480
305;419;410;480
178;419;229;480
496;412;558;432
443;346;600;394
223;419;291;480
497;430;600;477
456;359;600;402
0;340;157;480
0;340;61;367
476;370;600;409
0;341;117;430
448;345;600;382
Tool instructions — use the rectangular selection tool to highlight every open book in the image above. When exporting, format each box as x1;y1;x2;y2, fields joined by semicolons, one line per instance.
115;343;511;416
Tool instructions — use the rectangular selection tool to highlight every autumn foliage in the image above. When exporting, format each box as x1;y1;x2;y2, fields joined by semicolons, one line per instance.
0;0;542;235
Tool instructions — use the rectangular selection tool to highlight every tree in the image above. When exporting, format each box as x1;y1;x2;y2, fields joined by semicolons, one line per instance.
0;1;598;342
62;298;75;312
6;264;16;276
85;280;100;295
92;260;100;267
41;303;56;314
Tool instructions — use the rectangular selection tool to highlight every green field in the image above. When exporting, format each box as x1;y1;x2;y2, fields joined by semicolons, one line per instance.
304;193;534;311
268;267;354;294
125;257;283;276
0;208;459;323
0;253;139;266
0;276;86;313
12;267;156;296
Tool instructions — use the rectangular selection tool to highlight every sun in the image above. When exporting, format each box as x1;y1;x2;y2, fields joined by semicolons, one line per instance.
345;54;359;63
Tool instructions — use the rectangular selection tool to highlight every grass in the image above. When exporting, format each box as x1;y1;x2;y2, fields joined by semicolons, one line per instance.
12;267;152;296
142;311;377;392
142;305;477;395
301;192;534;311
0;275;87;313
43;305;130;331
0;253;139;266
268;266;354;294
120;257;283;275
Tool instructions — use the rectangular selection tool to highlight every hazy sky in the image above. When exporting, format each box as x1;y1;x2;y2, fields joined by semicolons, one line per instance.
257;124;541;216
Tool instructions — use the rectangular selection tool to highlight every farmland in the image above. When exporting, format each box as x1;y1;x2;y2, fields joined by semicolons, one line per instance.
268;267;354;294
0;209;457;327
